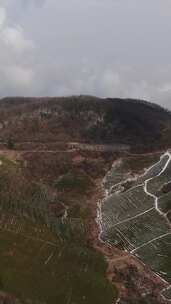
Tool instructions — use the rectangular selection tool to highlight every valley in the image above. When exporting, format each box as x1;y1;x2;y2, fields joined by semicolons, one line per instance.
0;97;171;303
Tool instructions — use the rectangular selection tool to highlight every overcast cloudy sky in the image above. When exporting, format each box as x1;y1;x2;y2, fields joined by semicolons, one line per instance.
0;0;171;109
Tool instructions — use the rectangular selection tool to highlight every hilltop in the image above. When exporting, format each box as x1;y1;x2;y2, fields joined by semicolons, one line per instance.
0;96;170;152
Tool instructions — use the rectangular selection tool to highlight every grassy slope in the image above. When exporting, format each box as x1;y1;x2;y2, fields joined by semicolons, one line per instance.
0;214;116;304
0;96;170;303
0;155;118;304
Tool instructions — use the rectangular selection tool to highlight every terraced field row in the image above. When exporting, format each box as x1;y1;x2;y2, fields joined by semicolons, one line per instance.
100;151;171;300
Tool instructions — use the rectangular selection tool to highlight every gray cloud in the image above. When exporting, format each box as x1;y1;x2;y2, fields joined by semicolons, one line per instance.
0;0;171;109
21;0;46;8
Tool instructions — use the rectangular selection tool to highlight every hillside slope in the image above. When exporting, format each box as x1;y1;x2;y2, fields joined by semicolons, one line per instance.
0;96;171;304
0;96;170;152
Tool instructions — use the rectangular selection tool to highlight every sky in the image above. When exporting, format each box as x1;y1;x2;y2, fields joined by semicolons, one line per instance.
0;0;171;109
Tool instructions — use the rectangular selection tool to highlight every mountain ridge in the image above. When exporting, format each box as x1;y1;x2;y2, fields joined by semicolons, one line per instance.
0;96;170;153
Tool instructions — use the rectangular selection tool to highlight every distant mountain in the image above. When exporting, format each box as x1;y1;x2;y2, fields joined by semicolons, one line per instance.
0;96;170;152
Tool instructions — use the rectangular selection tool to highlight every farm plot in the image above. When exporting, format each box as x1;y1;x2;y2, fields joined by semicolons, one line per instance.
136;154;170;185
101;208;170;251
147;160;171;196
135;233;171;283
101;185;154;232
104;153;164;194
101;151;171;298
158;191;171;214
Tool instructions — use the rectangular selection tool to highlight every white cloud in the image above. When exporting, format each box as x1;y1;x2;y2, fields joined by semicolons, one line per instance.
0;7;6;28
0;0;171;111
2;26;34;52
4;66;34;88
0;4;34;52
100;70;121;96
0;3;35;95
159;83;171;93
21;0;46;8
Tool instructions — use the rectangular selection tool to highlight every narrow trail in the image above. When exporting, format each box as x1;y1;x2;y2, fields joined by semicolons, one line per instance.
130;151;171;253
142;151;171;302
97;151;171;244
112;207;155;227
144;151;171;219
131;231;171;253
97;150;171;303
124;150;165;157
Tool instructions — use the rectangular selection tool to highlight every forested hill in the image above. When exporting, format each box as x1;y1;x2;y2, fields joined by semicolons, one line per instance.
0;96;170;152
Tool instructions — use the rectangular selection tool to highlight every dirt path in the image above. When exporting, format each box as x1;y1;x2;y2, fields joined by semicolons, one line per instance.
90;152;171;303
